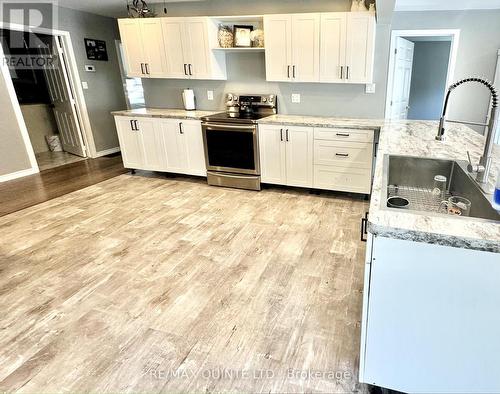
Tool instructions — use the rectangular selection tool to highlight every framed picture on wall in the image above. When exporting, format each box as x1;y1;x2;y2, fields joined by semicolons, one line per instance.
84;38;108;61
233;25;253;47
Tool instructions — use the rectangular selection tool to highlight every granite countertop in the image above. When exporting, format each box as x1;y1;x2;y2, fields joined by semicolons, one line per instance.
257;115;500;252
258;114;385;129
111;108;218;120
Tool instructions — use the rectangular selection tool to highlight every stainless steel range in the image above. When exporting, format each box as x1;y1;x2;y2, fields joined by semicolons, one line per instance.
201;94;277;191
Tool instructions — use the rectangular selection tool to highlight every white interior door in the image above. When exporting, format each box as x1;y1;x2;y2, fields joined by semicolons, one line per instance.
264;15;293;82
320;13;347;83
390;37;415;120
41;37;86;157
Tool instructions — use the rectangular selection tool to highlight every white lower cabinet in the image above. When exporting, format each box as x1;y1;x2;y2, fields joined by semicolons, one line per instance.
160;119;206;176
360;235;500;393
259;124;313;187
114;115;206;176
259;124;374;194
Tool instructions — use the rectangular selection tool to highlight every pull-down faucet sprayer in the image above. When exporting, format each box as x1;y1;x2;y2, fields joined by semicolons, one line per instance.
436;77;499;190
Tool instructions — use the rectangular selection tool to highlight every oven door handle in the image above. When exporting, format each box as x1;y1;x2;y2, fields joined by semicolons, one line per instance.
203;123;257;131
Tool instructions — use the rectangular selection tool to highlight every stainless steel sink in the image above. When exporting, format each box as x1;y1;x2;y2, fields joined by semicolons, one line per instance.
382;155;499;222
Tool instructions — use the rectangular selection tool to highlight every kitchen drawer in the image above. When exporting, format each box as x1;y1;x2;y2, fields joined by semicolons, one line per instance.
314;165;371;194
314;127;374;143
314;140;373;168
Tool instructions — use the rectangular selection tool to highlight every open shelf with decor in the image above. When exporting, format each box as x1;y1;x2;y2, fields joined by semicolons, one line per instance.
208;15;265;51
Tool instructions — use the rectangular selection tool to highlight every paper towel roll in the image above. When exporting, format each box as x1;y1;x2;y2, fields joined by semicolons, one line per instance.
182;89;196;111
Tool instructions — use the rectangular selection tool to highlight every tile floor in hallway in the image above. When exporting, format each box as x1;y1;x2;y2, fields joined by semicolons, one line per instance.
0;174;369;393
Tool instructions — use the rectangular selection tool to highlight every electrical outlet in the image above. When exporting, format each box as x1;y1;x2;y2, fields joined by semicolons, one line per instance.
207;90;214;100
291;93;301;103
81;81;89;90
365;83;376;94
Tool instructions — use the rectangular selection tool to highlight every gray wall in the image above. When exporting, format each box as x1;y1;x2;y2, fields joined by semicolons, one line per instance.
408;41;451;120
0;5;126;178
392;10;500;131
0;69;32;176
142;0;390;119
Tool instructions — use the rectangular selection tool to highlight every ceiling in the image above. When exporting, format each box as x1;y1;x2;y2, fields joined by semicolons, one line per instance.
56;0;500;18
395;0;500;11
56;0;203;18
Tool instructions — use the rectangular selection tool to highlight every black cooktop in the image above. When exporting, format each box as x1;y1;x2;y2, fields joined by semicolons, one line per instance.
201;111;272;124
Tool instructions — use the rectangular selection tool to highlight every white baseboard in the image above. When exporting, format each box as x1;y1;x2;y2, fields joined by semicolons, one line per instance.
93;147;121;158
0;167;39;183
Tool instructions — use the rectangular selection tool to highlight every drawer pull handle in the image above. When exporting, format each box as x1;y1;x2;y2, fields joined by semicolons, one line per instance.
336;133;350;137
335;153;349;157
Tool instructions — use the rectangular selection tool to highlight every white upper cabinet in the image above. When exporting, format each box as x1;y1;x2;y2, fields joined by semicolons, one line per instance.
320;13;347;83
264;14;320;82
344;12;376;84
118;19;145;77
161;18;188;78
263;14;293;82
265;11;376;84
291;14;321;82
183;18;212;79
119;17;226;80
118;18;167;78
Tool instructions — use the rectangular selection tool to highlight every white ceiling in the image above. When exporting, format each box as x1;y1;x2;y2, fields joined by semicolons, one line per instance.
56;0;202;18
395;0;500;11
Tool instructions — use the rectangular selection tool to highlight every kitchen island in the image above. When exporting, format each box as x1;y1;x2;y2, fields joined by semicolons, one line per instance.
260;115;500;393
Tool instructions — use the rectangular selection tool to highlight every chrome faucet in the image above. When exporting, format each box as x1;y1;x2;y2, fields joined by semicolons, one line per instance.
436;77;499;190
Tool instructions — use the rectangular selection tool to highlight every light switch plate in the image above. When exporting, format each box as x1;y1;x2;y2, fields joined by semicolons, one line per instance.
207;90;214;101
365;83;376;94
85;65;95;72
81;81;89;90
291;93;301;103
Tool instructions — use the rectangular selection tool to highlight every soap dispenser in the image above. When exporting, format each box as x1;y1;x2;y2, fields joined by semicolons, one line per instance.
492;171;500;211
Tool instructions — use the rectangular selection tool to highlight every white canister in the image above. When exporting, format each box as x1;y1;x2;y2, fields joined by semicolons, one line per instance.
182;89;196;111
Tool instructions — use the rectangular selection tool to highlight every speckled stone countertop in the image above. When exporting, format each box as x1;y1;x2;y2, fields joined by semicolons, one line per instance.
111;108;217;120
258;114;385;129
259;115;500;252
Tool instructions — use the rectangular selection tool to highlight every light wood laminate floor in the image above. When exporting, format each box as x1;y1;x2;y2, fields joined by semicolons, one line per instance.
0;174;369;393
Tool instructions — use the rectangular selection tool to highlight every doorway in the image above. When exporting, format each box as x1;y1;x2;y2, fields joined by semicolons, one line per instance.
385;29;460;120
1;29;87;171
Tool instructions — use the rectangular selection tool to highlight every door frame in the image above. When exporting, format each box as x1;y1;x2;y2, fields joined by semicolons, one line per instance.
385;29;460;119
0;22;97;176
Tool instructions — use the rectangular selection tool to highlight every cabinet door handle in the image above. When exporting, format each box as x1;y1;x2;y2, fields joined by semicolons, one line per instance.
360;212;368;242
287;65;290;79
340;66;344;79
286;129;289;142
130;120;135;131
188;64;193;76
134;120;139;131
140;63;145;74
179;122;183;134
292;65;296;79
346;66;350;80
280;128;283;141
335;153;349;157
183;64;187;75
336;132;350;137
145;63;150;75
